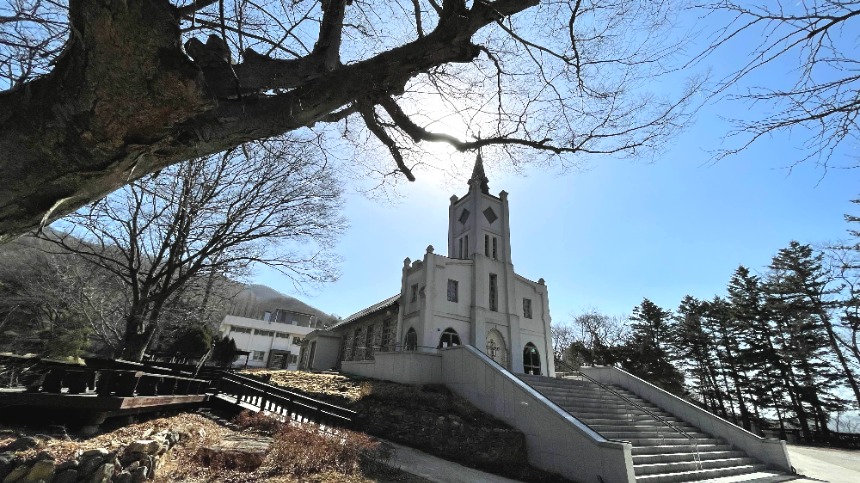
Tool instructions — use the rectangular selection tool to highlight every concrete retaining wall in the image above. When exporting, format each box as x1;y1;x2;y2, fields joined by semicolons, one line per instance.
341;351;442;385
581;366;792;472
442;346;634;483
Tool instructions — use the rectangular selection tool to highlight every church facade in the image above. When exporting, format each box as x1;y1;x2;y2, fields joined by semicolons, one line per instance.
300;155;554;378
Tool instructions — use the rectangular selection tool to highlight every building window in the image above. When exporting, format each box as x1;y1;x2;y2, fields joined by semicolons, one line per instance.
492;237;498;260
447;279;459;302
276;332;290;338
381;318;393;350
351;329;360;361
230;326;252;334
458;238;463;259
485;235;490;256
438;328;461;349
465;235;469;258
289;354;298;364
523;343;541;375
489;274;498;312
405;328;418;351
263;312;271;322
292;336;302;345
365;325;375;360
254;329;274;337
523;298;532;319
252;350;266;361
411;283;419;302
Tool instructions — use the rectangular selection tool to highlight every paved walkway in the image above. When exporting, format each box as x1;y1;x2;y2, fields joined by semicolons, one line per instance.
384;441;523;483
787;444;860;483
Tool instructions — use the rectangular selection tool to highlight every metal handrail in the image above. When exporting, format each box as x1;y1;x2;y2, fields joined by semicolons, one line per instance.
554;358;703;471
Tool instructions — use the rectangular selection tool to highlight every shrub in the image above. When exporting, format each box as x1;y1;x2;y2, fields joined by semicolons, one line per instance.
233;410;282;434
266;425;381;478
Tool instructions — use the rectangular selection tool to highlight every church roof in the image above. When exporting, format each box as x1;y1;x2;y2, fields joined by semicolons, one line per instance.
330;294;400;330
468;152;490;194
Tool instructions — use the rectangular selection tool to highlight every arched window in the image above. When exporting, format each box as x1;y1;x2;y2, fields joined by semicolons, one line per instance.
485;329;507;366
437;328;461;349
523;343;541;375
405;328;418;351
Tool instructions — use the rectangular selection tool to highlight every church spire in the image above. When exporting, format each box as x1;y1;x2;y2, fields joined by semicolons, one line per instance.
468;151;490;194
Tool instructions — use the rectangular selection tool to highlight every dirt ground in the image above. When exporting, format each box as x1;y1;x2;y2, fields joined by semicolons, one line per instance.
0;411;431;483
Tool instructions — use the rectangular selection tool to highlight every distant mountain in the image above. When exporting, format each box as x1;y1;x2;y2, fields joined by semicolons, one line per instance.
228;284;337;326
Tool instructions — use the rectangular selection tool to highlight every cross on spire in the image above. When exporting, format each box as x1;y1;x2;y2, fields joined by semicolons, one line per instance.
468;150;490;194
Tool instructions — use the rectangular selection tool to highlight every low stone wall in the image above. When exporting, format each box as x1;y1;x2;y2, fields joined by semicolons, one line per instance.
342;351;442;385
352;390;528;473
0;430;185;483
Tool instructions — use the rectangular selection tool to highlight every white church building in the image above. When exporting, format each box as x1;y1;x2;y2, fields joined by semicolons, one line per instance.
299;154;554;378
294;155;794;483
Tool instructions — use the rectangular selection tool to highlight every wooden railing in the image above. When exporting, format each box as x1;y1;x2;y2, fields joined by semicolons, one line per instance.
216;372;356;429
37;367;209;397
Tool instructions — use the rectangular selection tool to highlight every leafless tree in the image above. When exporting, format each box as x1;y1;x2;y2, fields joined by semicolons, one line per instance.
41;136;346;360
0;234;128;356
693;1;860;169
0;0;701;242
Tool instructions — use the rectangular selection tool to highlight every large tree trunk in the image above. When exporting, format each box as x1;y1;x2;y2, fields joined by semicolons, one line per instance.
0;0;540;242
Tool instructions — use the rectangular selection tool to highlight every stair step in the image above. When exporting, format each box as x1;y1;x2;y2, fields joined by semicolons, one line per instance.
634;464;768;483
632;444;734;456
633;451;746;465
627;438;724;447
601;431;710;440
692;471;797;483
634;458;758;476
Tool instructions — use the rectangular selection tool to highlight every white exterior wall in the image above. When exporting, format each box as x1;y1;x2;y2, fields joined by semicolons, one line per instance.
342;352;443;385
218;314;316;369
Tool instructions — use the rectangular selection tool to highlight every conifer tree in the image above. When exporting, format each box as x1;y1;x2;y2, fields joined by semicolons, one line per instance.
766;242;850;437
674;296;728;416
623;298;685;395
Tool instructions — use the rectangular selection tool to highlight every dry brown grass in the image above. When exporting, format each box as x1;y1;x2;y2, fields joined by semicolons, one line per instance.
242;369;362;402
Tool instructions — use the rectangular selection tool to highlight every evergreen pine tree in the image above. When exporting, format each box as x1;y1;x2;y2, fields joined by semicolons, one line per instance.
623;298;686;395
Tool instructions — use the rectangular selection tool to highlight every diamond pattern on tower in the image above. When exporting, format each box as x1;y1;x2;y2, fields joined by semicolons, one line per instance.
483;207;498;224
459;209;470;223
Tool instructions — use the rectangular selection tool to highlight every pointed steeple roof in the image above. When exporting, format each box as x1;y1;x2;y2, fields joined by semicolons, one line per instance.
468;151;490;194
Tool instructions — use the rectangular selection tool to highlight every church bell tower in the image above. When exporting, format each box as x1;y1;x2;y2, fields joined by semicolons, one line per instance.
447;153;512;264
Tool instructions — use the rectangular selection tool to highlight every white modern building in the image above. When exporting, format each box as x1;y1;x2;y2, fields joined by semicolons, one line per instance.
218;308;322;369
300;154;554;376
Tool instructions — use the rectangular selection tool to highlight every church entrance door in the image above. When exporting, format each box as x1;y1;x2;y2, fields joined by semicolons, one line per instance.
485;329;507;367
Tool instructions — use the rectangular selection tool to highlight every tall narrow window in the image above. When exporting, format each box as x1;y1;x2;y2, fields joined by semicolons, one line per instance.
411;283;419;302
489;274;498;311
459;238;463;259
405;328;418;351
523;298;532;319
447;279;459;302
485;235;490;256
493;237;498;259
523;343;541;375
381;318;392;350
465;235;469;258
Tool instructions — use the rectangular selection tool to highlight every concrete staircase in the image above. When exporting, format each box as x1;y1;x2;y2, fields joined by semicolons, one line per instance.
518;374;794;483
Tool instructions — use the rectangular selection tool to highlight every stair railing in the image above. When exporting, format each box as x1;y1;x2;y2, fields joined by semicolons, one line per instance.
554;359;703;471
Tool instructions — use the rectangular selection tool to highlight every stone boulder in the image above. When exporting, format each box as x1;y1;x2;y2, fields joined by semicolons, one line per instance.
196;436;271;470
23;459;54;482
2;465;28;483
0;453;17;481
2;438;42;453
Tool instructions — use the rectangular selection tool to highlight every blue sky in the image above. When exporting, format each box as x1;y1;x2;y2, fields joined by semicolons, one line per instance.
253;4;860;322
